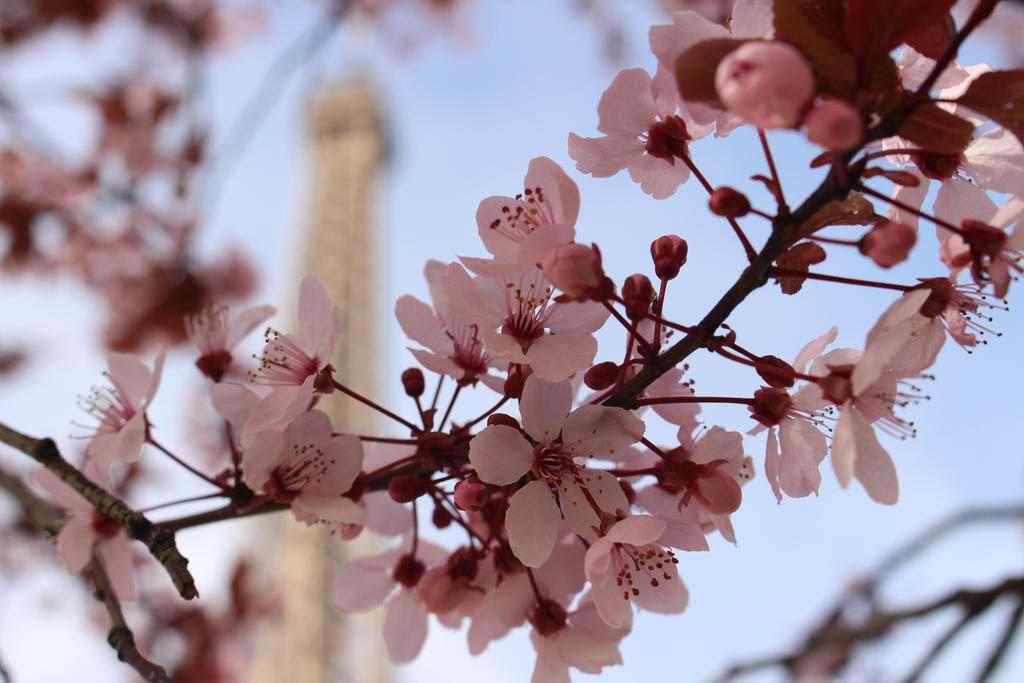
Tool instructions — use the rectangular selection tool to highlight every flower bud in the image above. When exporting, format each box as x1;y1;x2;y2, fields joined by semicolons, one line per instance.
584;361;620;390
709;186;750;218
432;505;453;529
486;413;521;430
859;220;917;268
503;365;532;398
650;235;688;280
755;355;795;388
393;554;426;588
715;41;815;129
541;242;609;301
454;478;489;511
401;367;425;397
621;274;655;321
388;474;432;503
693;468;742;515
803;99;863;152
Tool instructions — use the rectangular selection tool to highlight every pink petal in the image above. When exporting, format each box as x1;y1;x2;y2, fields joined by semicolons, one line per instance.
507;480;561;567
562;405;644;460
520;376;572;442
242;430;286;490
525;334;598;382
383;589;428;663
332;553;399;611
568;134;644;178
558;471;628;541
395;295;450;354
628;153;690;199
792;327;838;374
778;418;826;498
764;428;782;503
468;425;533;485
97;537;137;602
524;156;580;228
605;515;666;545
596;68;657;138
57;516;95;574
658;518;709;551
225;304;276;349
210;382;259;430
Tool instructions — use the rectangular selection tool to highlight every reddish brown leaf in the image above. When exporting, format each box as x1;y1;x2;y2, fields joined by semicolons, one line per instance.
956;69;1024;150
674;38;748;105
775;241;827;294
897;103;974;155
774;0;858;98
801;193;880;235
843;0;955;62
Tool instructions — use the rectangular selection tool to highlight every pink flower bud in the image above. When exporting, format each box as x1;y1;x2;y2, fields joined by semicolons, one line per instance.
693;468;742;515
803;99;863;152
650;235;688;280
709;186;751;218
454;478;489;511
621;274;655;321
859;220;917;268
715;41;815;129
541;242;609;301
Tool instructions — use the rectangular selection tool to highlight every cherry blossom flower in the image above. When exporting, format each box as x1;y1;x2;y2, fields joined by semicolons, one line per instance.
242;410;365;527
468;376;644;566
185;303;275;381
568;66;714;199
584;514;707;629
395;260;507;392
30;467;136;601
79;347;166;469
748;328;837;502
527;594;628;683
449;261;609;382
628;426;751;543
940;198;1024;299
333;537;447;663
226;275;341;446
249;275;340;389
807;291;943;504
476;156;579;267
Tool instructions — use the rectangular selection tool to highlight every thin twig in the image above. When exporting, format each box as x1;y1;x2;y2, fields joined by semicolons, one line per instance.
86;555;172;683
974;597;1024;683
0;422;198;599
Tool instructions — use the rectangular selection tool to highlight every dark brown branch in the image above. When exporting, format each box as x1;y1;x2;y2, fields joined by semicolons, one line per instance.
975;597;1024;683
718;576;1024;681
0;422;198;599
86;555;172;683
0;462;171;681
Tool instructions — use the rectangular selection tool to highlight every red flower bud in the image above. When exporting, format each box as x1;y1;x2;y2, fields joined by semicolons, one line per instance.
756;355;796;388
650;235;688;280
709;187;751;218
388;475;432;503
584;361;620;390
621;274;655;321
401;367;426;397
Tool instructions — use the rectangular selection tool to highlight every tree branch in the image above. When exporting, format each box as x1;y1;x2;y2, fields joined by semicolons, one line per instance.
86;555;172;683
0;422;199;599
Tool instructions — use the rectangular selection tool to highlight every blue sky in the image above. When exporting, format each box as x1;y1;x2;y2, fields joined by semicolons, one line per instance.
2;1;1024;681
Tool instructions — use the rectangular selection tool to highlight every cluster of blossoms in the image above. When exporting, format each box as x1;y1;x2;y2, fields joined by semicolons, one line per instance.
22;0;1024;680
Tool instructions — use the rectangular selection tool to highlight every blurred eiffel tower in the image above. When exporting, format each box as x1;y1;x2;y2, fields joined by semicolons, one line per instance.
246;77;391;683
